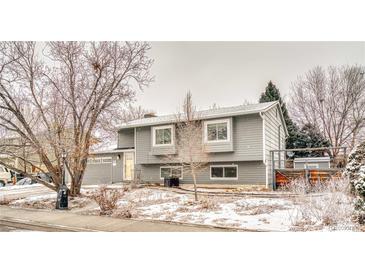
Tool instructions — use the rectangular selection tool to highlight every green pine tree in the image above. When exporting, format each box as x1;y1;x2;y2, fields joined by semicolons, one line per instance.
294;123;331;157
259;81;297;149
259;81;331;157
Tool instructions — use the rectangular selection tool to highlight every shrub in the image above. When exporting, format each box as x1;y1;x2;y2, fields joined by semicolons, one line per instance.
345;141;365;224
112;202;135;219
91;185;124;215
287;177;355;229
197;197;219;211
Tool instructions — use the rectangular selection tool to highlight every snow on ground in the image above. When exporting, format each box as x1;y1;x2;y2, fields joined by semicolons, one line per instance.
2;184;359;231
129;190;295;231
0;183;41;191
10;193;57;205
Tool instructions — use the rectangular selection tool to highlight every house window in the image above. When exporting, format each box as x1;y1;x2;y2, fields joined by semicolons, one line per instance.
210;165;238;180
160;166;183;179
153;125;173;146
204;119;230;142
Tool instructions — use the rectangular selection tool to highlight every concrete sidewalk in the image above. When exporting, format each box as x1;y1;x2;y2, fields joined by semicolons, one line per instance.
0;206;229;232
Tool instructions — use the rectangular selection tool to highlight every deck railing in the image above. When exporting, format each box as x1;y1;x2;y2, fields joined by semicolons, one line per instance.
269;147;347;190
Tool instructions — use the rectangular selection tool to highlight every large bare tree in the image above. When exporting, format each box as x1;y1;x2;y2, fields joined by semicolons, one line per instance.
290;65;365;156
96;104;154;149
166;92;209;201
0;42;153;195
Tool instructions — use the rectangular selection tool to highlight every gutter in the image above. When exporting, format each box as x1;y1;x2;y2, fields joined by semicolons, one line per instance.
117;102;278;130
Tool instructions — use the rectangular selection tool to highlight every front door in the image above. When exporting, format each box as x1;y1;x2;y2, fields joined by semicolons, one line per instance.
123;152;135;181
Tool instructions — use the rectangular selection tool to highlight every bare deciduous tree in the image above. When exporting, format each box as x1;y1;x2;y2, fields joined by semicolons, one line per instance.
96;104;154;149
0;42;153;195
166;92;209;201
290;65;365;156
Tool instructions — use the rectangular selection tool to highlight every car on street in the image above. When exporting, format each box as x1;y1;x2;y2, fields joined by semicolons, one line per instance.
0;165;12;187
16;177;38;185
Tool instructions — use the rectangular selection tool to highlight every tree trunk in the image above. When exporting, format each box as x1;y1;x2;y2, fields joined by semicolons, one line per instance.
69;179;81;196
192;171;198;202
69;167;86;196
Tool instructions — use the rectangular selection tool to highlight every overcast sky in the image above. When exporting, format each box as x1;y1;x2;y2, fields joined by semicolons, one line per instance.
136;42;365;115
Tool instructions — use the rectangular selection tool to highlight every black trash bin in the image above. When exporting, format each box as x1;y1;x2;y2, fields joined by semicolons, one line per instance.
170;177;180;187
56;184;68;210
163;177;180;187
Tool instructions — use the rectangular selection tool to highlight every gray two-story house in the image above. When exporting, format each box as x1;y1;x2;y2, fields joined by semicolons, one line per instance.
82;101;287;188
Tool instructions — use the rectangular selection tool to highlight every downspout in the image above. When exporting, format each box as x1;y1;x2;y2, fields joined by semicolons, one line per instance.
259;112;265;164
259;112;269;188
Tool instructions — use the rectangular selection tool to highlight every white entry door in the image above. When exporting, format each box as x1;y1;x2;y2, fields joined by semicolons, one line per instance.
123;152;135;181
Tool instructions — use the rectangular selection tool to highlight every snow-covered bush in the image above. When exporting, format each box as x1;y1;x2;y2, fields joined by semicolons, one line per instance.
345;141;365;223
288;177;355;230
353;166;365;196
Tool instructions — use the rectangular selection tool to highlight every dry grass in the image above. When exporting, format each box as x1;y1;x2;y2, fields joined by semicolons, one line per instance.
0;197;12;205
197;197;220;211
10;196;92;210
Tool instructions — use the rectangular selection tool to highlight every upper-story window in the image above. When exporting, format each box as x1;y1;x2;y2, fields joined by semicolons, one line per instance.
204;119;231;143
153;125;174;146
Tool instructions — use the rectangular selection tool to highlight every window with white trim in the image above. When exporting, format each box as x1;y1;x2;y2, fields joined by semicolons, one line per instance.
210;165;238;179
160;166;183;179
204;119;230;142
153;125;173;146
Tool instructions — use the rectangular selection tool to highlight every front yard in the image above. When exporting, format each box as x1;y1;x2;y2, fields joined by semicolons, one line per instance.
1;182;361;232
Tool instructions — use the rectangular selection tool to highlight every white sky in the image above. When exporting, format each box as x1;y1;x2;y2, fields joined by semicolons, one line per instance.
136;42;365;115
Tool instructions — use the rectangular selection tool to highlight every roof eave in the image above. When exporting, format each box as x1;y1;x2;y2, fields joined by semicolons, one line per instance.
117;102;277;130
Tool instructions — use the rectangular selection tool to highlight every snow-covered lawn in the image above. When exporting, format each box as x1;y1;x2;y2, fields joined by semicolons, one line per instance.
115;189;294;231
86;187;359;231
2;185;360;232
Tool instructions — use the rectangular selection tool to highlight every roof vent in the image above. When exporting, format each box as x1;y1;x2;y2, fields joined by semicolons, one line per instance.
143;113;157;118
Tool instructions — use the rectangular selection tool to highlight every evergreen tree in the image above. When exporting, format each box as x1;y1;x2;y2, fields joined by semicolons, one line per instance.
345;141;365;223
294;123;331;157
260;81;298;150
259;81;331;157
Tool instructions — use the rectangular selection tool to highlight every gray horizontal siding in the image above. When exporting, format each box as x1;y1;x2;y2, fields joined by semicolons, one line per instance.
264;105;286;186
118;128;135;148
151;146;176;155
136;114;264;164
138;161;266;185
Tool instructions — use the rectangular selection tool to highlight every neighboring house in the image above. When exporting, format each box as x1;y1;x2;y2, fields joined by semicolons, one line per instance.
293;157;331;169
82;101;288;188
0;137;45;174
